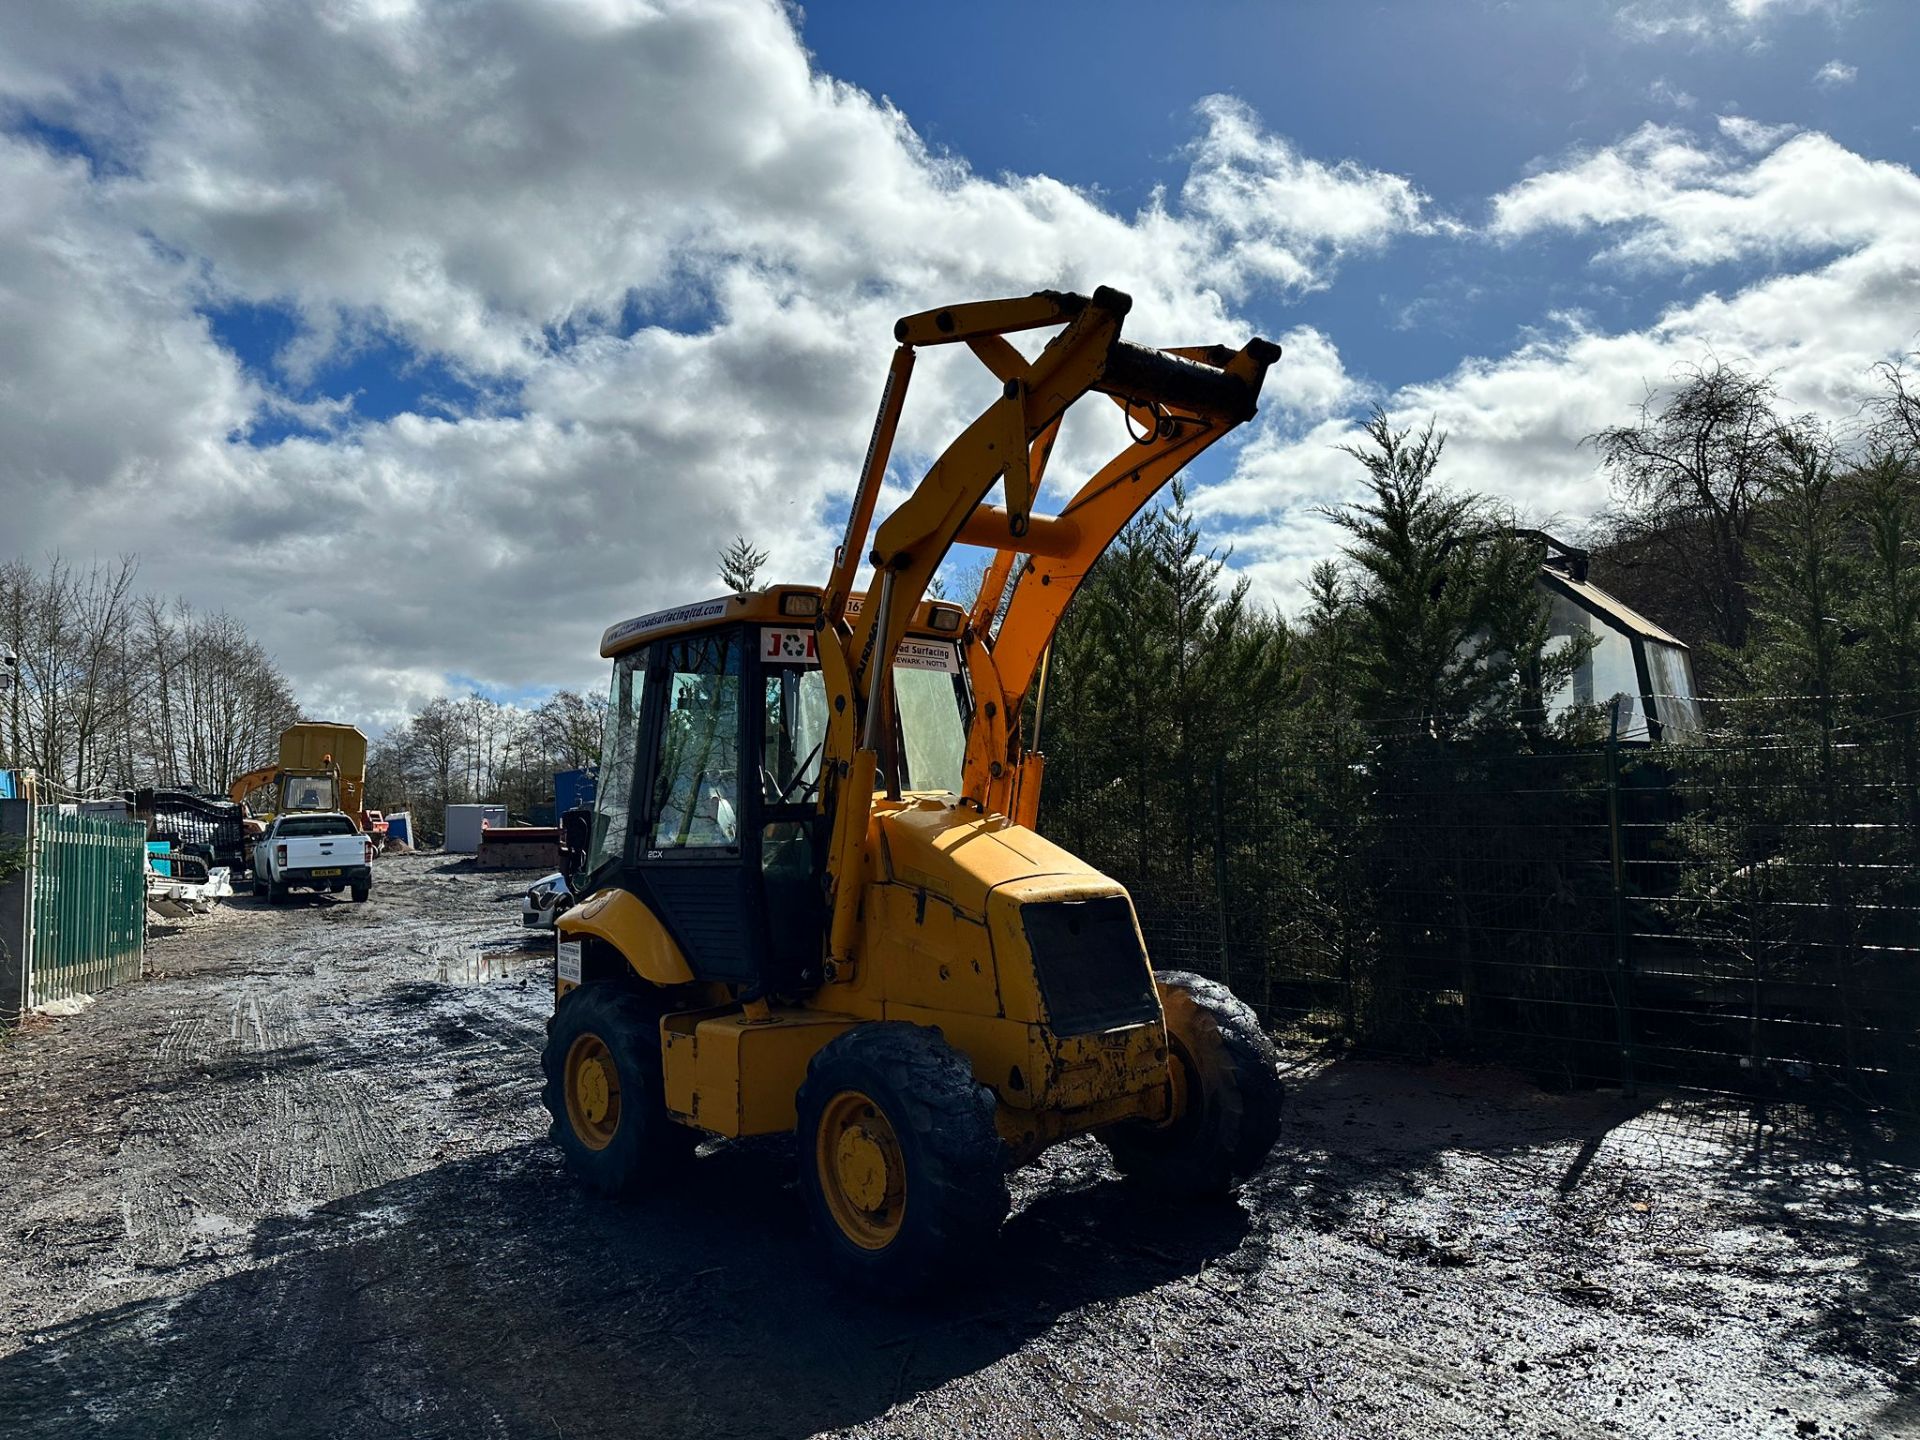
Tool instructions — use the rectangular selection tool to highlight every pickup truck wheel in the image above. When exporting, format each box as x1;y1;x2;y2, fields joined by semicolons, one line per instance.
350;880;371;903
252;879;267;898
267;881;288;906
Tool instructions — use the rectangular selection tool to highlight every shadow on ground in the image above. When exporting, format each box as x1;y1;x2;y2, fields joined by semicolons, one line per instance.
1265;1056;1920;1434
0;1136;1253;1438
1723;1103;1920;1408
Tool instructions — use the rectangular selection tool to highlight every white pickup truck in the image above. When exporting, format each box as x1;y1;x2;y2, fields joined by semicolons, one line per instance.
252;812;373;904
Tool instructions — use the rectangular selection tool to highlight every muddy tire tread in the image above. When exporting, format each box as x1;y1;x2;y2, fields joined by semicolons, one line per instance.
1106;969;1284;1197
796;1022;1008;1294
540;983;693;1197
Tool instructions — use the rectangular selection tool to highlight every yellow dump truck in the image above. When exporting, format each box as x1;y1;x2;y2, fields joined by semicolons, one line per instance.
229;722;369;830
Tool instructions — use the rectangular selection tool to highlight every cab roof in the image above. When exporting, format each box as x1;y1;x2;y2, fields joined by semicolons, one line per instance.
599;585;967;658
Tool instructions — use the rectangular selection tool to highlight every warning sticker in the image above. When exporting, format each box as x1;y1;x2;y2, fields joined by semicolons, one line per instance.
556;940;582;985
761;628;820;666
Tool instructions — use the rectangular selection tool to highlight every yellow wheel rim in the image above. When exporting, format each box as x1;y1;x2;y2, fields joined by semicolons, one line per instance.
565;1032;621;1151
816;1089;906;1250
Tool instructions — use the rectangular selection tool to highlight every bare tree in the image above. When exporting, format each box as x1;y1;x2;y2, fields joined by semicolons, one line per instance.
1866;353;1920;461
408;698;468;812
0;555;139;789
1588;361;1782;670
532;689;604;771
173;609;301;790
0;558;303;794
364;730;421;814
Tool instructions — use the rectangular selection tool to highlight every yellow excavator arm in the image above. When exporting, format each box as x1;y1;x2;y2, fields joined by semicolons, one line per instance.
228;764;280;807
814;285;1281;973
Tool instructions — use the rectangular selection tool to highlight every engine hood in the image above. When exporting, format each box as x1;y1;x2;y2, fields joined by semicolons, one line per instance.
875;799;1122;916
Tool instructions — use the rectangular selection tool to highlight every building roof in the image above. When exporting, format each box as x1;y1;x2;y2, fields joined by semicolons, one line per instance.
1538;568;1690;650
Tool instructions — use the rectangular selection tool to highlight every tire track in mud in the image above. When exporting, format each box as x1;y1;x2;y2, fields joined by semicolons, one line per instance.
0;860;549;1407
122;890;545;1430
118;974;412;1273
4;855;1915;1439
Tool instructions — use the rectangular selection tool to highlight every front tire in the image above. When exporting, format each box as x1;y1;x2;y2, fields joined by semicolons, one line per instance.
541;984;693;1197
1105;971;1284;1198
796;1024;1008;1294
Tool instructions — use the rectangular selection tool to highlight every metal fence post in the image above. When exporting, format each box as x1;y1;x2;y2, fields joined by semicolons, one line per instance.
0;797;31;1023
1211;754;1232;996
1607;700;1637;1098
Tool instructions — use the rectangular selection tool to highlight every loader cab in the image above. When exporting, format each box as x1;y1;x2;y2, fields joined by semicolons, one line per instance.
584;588;970;993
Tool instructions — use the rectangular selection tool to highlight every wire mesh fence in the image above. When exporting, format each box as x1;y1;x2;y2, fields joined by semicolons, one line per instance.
1040;696;1920;1117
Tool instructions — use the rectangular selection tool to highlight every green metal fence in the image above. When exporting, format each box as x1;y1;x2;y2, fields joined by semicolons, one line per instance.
26;808;147;1008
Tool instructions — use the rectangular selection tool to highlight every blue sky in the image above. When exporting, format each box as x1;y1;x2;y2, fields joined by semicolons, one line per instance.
797;0;1913;388
0;0;1915;726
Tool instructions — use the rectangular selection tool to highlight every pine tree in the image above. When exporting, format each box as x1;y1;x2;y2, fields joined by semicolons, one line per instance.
1738;426;1853;725
1325;409;1483;733
717;536;768;594
1849;449;1920;833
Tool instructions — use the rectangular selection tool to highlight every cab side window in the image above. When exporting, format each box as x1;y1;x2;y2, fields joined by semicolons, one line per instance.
761;646;828;805
588;653;648;871
650;632;743;850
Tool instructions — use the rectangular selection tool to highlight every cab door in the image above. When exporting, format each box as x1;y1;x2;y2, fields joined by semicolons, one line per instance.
632;628;765;983
754;625;829;990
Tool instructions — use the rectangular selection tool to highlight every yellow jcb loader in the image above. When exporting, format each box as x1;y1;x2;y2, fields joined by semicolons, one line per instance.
544;286;1286;1288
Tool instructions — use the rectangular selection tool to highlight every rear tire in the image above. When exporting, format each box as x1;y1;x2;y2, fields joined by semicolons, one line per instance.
350;880;370;903
267;881;287;906
796;1023;1008;1294
541;984;693;1197
1105;971;1283;1198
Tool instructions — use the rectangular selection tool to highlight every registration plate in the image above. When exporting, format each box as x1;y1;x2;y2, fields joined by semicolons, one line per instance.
311;867;342;877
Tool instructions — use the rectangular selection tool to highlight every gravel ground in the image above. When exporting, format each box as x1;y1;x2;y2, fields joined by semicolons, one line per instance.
0;854;1914;1439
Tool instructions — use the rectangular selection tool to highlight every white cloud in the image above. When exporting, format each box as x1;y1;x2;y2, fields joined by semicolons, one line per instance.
0;0;1419;718
1716;114;1799;151
1649;77;1699;109
1215;122;1920;612
1614;0;1853;42
1179;96;1442;293
0;133;257;543
1489;123;1920;268
1813;59;1858;87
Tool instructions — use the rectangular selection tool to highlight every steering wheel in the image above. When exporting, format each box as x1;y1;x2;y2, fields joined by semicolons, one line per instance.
770;741;826;806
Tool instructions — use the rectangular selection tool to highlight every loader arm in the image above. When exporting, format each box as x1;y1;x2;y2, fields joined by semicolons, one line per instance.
814;285;1279;974
228;764;279;807
969;337;1280;821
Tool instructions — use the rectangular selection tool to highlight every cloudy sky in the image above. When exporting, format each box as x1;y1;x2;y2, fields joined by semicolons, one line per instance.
2;0;1916;728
